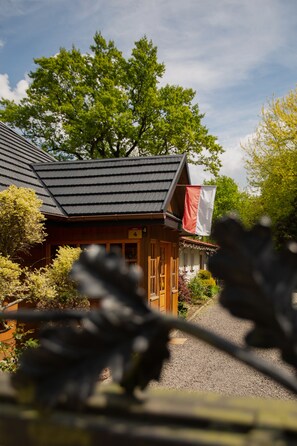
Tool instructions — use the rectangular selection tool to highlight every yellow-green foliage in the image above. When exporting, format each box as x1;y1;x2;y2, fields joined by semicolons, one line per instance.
0;185;46;258
47;246;82;294
0;255;24;307
198;270;216;288
198;269;212;280
243;86;297;228
188;269;218;302
26;246;89;310
25;269;57;303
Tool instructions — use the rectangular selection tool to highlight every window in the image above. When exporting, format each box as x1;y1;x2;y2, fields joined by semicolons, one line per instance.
149;242;157;296
171;244;178;290
159;246;166;292
110;243;122;255
124;243;138;266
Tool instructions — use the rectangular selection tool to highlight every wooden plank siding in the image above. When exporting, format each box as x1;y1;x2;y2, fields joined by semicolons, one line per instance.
21;220;180;315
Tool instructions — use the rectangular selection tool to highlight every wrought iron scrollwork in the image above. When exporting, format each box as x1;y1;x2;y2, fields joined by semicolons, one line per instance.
1;217;297;408
209;215;297;365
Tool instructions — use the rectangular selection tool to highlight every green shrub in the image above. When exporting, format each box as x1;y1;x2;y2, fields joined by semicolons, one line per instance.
0;185;46;258
25;268;57;303
198;269;211;280
178;300;188;319
0;325;38;372
0;247;89;371
0;255;24;308
188;278;208;303
27;246;89;310
188;270;218;303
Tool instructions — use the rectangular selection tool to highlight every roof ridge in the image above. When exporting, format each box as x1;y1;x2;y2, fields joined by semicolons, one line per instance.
32;154;184;167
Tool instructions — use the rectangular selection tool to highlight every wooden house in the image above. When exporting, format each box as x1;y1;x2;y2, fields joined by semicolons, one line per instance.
0;122;191;315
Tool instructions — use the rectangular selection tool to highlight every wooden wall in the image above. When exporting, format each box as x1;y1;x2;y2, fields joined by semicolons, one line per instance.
20;220;179;315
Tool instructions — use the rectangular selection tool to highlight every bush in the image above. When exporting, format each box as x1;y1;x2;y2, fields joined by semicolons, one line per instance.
178;301;188;319
198;269;212;280
25;268;57;303
26;246;89;310
188;270;218;303
0;256;24;308
0;185;46;258
0;247;89;371
178;274;192;304
0;326;38;372
177;274;192;318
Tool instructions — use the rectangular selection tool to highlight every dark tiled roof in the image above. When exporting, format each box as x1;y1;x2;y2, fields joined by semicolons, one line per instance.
0;122;64;216
33;155;186;217
0;122;188;219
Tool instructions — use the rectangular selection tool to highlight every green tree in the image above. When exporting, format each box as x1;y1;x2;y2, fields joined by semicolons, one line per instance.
237;192;264;229
0;185;46;259
0;33;223;175
242;86;297;243
204;175;242;222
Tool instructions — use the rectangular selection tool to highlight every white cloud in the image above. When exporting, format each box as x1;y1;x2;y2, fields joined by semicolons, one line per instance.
87;0;287;95
1;0;295;192
0;73;28;103
0;40;4;48
189;130;258;190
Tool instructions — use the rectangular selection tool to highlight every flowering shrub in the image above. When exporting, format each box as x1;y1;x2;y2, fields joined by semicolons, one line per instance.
177;274;192;318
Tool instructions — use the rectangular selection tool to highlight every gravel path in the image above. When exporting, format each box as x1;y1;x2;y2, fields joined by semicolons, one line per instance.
151;300;296;400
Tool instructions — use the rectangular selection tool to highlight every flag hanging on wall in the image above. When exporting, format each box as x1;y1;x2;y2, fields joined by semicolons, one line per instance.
182;185;216;236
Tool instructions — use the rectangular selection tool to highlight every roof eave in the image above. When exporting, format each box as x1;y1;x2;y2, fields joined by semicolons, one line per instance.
64;212;166;222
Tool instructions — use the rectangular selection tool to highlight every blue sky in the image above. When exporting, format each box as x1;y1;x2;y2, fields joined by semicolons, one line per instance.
1;0;297;188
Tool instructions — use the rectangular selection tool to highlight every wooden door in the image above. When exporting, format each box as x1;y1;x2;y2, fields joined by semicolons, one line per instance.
159;242;168;312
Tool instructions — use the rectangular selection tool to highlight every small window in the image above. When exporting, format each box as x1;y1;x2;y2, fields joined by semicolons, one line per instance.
149;242;157;296
171;244;178;290
125;243;138;265
110;243;122;255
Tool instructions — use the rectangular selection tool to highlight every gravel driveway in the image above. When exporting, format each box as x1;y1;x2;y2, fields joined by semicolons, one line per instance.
151;300;296;401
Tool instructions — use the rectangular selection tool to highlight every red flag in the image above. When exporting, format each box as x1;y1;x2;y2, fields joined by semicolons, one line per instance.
182;186;216;236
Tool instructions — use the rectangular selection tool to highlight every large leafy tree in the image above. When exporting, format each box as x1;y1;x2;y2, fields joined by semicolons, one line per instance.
0;33;222;174
204;175;242;222
204;175;263;236
242;86;297;243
